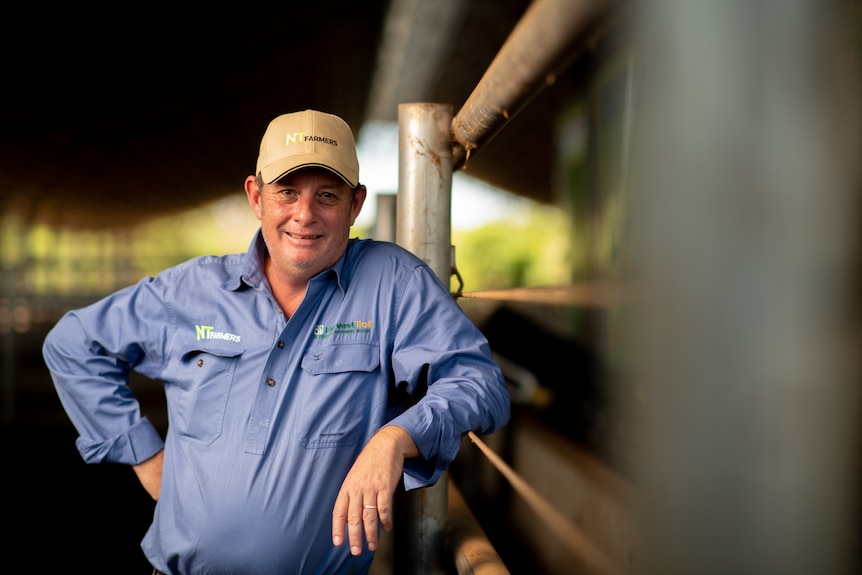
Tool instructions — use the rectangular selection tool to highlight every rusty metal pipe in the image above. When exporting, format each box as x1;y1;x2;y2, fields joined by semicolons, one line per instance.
447;477;510;575
451;0;614;170
393;102;455;575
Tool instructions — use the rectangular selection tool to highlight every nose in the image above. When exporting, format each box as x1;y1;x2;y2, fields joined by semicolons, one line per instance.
292;193;317;224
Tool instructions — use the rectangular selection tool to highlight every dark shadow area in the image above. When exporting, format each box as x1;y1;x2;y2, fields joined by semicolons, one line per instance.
450;411;557;575
3;324;164;573
479;304;610;453
1;423;157;573
450;303;626;574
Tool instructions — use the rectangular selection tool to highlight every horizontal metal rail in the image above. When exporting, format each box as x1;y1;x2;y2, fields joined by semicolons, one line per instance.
466;431;629;575
459;282;633;308
450;0;615;170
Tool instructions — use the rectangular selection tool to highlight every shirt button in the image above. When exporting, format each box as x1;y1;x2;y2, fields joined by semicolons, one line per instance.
266;378;276;387
277;341;285;348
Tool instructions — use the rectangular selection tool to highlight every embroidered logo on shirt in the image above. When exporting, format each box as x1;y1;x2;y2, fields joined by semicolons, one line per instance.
195;324;242;343
313;320;372;339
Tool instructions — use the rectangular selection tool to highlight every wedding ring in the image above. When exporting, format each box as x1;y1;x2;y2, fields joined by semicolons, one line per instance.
364;505;377;509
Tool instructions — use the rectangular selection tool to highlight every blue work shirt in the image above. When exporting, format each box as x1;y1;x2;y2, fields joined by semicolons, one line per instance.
42;232;510;574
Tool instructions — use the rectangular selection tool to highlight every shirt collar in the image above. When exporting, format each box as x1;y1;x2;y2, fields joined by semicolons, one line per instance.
214;230;264;292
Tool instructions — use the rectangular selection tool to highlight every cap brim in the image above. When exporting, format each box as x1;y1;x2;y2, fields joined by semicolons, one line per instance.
260;155;357;188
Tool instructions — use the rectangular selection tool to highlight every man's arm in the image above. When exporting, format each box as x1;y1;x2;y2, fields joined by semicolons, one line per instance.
133;448;165;501
42;279;168;466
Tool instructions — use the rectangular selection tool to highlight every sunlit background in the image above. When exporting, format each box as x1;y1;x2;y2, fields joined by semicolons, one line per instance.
0;120;572;337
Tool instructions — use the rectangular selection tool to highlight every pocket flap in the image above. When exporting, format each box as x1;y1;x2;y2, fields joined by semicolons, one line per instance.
301;342;380;374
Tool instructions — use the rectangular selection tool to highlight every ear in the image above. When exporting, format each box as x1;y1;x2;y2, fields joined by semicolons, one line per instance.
349;185;367;225
244;175;263;220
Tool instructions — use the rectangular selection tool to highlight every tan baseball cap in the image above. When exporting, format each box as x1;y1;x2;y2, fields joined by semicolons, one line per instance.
255;110;359;187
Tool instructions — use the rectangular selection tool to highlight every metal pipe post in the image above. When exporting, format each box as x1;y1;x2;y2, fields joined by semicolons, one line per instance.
396;103;454;280
393;102;455;575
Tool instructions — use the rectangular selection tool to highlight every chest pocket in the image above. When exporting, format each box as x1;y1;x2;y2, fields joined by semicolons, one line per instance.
171;342;245;445
300;341;380;375
298;342;380;448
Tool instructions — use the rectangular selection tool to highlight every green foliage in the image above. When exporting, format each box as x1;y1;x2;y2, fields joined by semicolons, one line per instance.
8;193;573;300
452;205;574;292
132;196;260;277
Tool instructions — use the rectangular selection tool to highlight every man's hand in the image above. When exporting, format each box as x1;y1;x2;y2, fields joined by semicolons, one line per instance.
332;425;419;556
133;448;164;500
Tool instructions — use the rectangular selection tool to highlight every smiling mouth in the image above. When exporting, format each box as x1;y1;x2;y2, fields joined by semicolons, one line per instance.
288;232;322;240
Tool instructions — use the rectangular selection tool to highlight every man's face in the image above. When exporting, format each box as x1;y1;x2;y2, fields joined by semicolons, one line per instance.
247;168;366;283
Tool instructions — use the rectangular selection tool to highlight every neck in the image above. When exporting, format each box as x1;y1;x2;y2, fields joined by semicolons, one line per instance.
264;257;310;318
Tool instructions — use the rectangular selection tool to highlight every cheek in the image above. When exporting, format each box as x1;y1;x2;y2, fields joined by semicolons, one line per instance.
258;201;285;224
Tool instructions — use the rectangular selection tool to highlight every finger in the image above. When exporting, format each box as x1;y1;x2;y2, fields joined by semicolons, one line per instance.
332;494;349;548
375;500;392;532
362;503;380;551
347;502;365;556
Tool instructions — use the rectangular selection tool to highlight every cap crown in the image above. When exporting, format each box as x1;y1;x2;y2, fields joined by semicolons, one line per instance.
256;110;359;187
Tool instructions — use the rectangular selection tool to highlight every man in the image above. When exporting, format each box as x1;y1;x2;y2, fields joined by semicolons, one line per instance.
42;109;511;574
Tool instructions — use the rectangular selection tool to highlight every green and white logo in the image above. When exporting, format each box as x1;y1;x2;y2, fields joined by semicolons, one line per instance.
195;325;242;342
313;320;372;339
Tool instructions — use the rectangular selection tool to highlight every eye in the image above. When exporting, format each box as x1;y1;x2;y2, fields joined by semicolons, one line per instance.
317;191;341;206
276;188;299;201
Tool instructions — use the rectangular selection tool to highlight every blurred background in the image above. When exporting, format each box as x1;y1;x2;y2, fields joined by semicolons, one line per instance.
3;1;862;574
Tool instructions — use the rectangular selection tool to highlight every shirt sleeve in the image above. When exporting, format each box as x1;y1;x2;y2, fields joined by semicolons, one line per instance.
41;277;170;465
386;265;511;489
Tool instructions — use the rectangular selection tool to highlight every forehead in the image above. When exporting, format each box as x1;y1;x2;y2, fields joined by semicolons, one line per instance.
274;167;346;188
